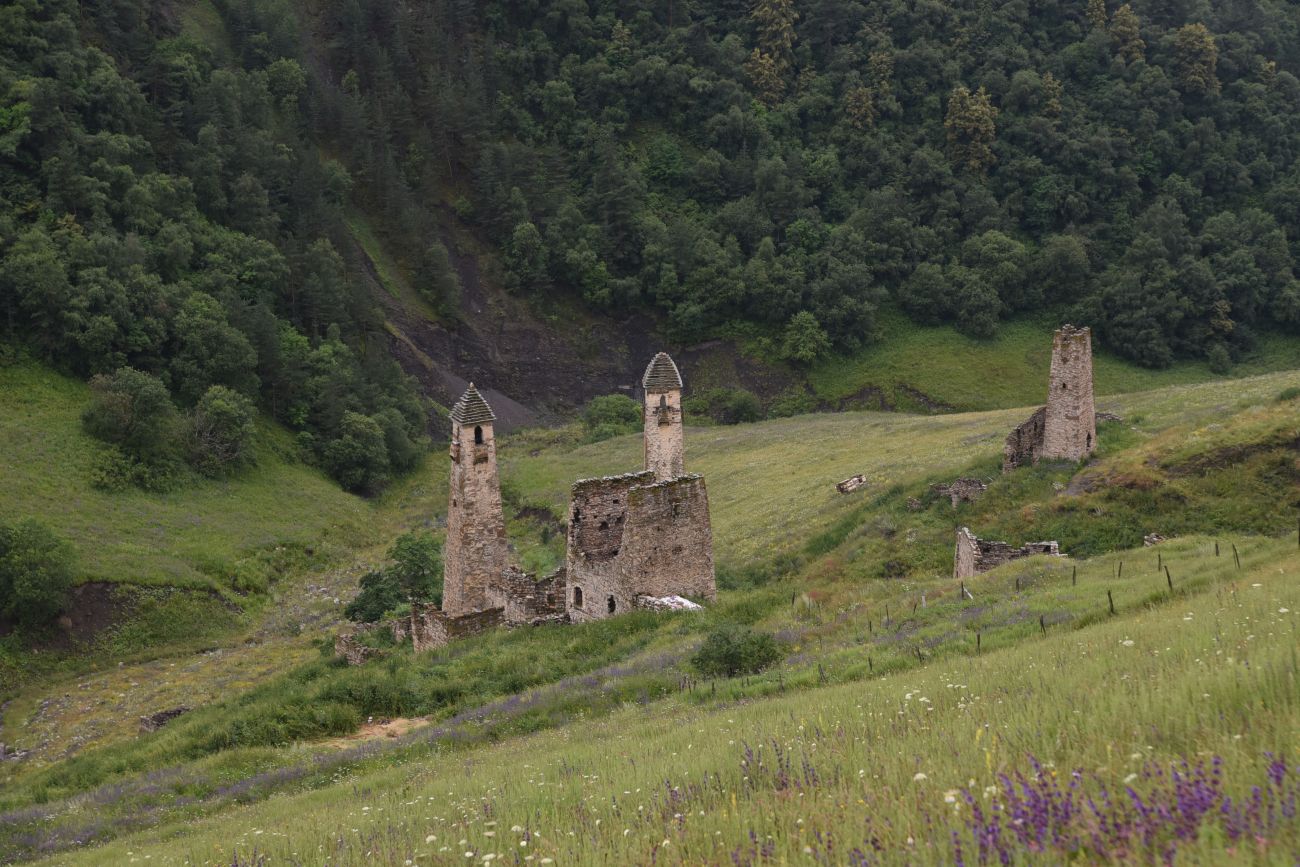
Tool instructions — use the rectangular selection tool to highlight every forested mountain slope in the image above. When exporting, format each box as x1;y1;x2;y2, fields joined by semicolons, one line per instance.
4;0;1300;490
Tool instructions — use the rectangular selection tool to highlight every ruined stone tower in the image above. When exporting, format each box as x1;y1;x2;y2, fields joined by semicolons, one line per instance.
1003;325;1098;472
642;352;684;481
1040;325;1096;462
442;384;508;617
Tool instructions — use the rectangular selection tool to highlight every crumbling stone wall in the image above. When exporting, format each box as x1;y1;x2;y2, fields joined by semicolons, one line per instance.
406;603;504;653
1003;326;1097;472
953;526;1061;580
443;388;509;617
931;478;988;506
335;626;385;665
1042;325;1096;461
567;473;715;622
487;566;568;625
1003;407;1047;472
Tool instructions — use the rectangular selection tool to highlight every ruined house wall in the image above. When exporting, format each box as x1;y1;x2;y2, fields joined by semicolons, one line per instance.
565;473;649;620
643;388;684;481
1003;407;1047;472
1042;325;1096;462
487;566;568;625
954;526;1061;580
443;419;509;617
335;625;384;665
566;473;715;622
931;478;987;506
407;603;504;653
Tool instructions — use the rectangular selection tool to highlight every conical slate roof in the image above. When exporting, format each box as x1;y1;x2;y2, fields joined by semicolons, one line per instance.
642;353;683;393
450;383;496;425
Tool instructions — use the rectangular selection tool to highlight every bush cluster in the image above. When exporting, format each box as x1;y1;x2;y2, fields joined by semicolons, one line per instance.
692;624;783;678
0;520;74;629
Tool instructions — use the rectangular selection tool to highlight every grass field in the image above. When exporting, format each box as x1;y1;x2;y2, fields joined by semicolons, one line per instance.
807;311;1300;410
1;364;1297;863
0;362;374;595
32;534;1300;866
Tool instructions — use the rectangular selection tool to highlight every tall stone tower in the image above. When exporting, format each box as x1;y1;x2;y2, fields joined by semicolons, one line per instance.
1041;325;1096;462
642;352;685;481
442;384;508;617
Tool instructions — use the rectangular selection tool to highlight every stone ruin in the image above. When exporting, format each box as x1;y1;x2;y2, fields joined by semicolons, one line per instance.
340;355;714;660
930;477;987;506
1004;325;1097;472
566;353;716;622
139;707;190;734
953;526;1061;580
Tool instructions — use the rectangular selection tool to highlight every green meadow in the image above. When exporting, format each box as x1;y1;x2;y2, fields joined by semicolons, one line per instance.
1;359;1298;864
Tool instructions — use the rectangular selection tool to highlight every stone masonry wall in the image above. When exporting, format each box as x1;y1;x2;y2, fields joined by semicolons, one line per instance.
1003;407;1047;472
643;388;684;481
443;419;509;617
487;566;568;625
407;603;504;653
953;526;1061;580
931;478;987;506
567;473;715;622
1042;325;1096;462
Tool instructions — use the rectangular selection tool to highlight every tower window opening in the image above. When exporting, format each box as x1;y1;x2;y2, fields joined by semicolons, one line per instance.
607;595;616;614
659;394;667;409
573;587;584;609
1087;433;1092;448
474;425;484;444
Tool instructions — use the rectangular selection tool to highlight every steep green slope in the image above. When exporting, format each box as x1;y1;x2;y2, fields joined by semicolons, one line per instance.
0;361;376;692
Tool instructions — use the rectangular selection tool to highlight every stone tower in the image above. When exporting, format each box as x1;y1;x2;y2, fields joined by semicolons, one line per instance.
442;384;508;617
1040;325;1096;462
642;352;685;481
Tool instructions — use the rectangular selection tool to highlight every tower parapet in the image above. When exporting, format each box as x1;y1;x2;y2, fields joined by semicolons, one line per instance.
442;384;508;617
642;352;685;481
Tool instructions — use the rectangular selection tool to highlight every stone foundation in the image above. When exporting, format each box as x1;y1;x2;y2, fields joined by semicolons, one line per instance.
335;625;386;665
931;478;987;506
953;526;1061;580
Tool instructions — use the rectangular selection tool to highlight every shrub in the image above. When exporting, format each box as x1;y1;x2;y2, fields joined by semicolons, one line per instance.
82;367;179;462
1276;387;1300;403
345;531;442;622
692;624;782;678
1206;343;1232;375
189;385;257;477
581;394;641;442
322;411;390;493
0;519;74;628
768;387;818;418
685;387;763;425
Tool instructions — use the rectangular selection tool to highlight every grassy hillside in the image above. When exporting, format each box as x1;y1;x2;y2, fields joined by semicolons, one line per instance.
0;362;373;593
30;535;1300;866
806;313;1300;411
1;368;1297;862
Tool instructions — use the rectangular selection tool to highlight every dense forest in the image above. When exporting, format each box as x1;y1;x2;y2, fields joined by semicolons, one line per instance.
3;0;1300;490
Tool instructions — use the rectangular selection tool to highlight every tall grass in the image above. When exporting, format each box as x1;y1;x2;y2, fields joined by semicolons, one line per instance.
34;537;1299;865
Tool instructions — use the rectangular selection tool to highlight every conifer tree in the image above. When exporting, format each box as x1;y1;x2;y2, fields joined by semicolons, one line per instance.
1172;23;1219;94
945;85;999;174
1110;4;1145;63
1087;0;1108;30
